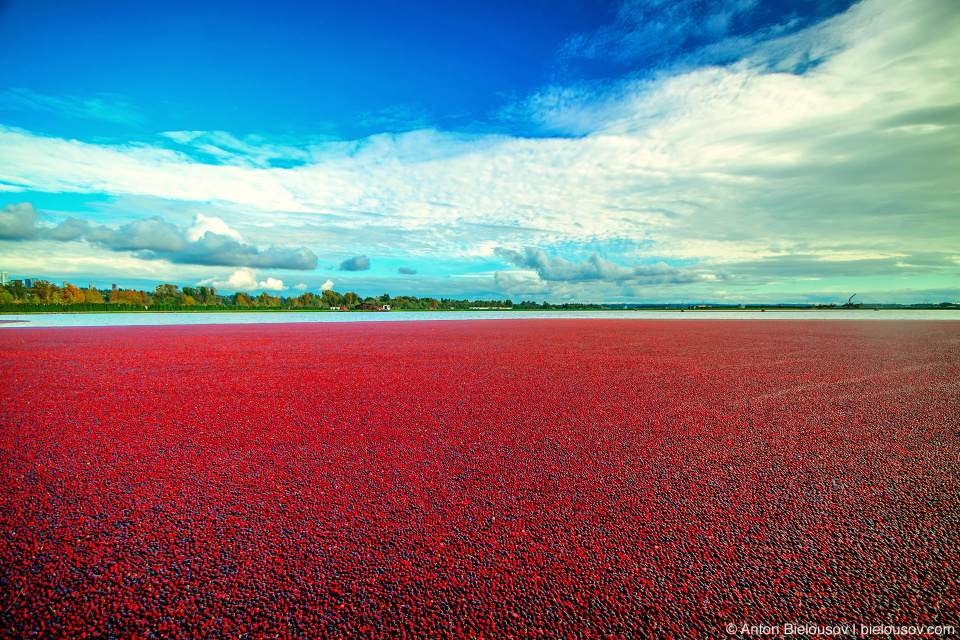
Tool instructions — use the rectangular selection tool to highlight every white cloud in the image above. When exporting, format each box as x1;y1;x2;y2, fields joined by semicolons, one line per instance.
320;279;334;291
259;277;286;291
1;205;318;269
186;213;243;242
201;268;286;292
494;247;702;284
0;127;311;211
294;282;308;290
493;270;551;295
0;202;41;240
206;268;258;291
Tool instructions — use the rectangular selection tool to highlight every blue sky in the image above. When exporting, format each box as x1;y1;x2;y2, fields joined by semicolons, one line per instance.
1;0;958;303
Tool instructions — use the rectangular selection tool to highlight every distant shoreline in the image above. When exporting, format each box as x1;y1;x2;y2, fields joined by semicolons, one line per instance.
2;307;955;316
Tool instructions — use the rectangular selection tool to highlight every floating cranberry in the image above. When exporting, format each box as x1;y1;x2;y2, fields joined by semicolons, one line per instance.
1;320;958;637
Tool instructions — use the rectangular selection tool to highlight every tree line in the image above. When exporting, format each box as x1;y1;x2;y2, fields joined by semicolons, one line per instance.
0;279;601;312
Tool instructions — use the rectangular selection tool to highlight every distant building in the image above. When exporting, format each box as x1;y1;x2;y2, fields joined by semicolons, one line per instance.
89;282;95;290
0;272;7;285
112;283;118;291
381;304;391;311
23;278;32;288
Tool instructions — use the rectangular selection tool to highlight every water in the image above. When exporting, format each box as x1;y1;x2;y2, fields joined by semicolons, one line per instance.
2;309;958;328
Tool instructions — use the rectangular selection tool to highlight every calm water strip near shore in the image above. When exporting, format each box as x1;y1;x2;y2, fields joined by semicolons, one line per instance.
2;308;959;328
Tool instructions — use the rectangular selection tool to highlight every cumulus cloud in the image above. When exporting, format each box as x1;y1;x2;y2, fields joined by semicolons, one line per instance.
494;270;552;294
158;234;318;270
0;204;318;270
0;202;41;240
494;247;701;284
320;279;334;291
294;283;308;290
203;268;257;291
259;277;286;291
398;266;417;275
186;213;243;243
48;216;89;241
85;216;187;252
201;268;287;292
339;255;370;271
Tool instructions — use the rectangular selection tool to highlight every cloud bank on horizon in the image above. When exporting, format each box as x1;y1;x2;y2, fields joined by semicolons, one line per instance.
0;0;957;303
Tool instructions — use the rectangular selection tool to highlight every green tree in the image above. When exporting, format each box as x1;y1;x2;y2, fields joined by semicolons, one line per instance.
84;287;104;304
195;285;219;305
32;280;62;304
256;292;279;306
3;281;25;300
321;289;341;308
119;289;148;305
62;282;85;305
153;283;181;305
296;292;320;307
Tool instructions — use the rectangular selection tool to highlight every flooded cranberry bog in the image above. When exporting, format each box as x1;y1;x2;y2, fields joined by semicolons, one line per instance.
2;320;958;638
